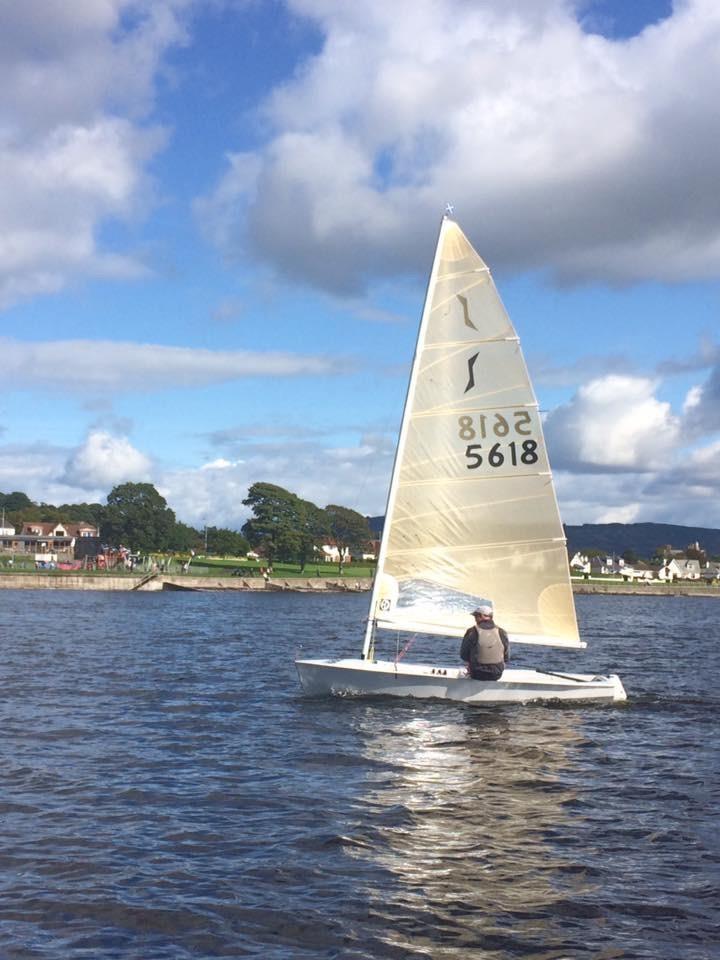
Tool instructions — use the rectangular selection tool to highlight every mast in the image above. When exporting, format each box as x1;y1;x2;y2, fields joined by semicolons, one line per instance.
361;214;452;660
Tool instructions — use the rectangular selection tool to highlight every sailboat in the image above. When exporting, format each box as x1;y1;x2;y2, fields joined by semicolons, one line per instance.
296;215;626;704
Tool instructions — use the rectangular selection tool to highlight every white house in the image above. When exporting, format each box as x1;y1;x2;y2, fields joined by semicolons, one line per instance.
590;555;624;576
621;566;654;582
317;544;351;563
657;558;701;581
679;559;702;579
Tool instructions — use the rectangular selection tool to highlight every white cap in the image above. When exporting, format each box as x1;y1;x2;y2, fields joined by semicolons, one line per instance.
473;604;493;617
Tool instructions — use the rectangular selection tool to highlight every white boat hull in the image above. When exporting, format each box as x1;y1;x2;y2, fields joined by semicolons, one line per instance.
295;658;627;705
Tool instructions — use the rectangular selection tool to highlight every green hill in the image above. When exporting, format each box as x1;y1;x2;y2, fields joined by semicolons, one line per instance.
368;516;720;560
565;523;720;559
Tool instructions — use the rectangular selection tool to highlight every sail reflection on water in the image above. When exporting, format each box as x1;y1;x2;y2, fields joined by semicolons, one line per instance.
347;708;596;956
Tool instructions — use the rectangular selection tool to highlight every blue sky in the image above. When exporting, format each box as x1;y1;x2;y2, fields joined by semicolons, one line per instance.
1;0;719;531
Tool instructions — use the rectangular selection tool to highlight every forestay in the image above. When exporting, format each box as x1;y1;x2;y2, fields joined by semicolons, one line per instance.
363;219;582;652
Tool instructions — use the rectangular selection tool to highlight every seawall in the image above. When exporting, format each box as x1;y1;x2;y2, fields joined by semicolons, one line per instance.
0;574;374;592
1;574;718;597
571;580;720;598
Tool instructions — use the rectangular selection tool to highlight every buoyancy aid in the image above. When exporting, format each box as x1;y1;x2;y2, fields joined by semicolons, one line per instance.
471;625;505;666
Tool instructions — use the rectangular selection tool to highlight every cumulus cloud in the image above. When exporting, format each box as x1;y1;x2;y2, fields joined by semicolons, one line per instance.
0;1;194;308
543;368;720;526
0;337;349;392
544;374;680;471
595;503;641;524
161;431;394;529
553;456;720;528
681;363;720;435
197;0;720;293
0;440;110;506
61;430;153;490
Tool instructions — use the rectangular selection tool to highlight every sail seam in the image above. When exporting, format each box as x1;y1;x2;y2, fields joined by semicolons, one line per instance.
437;267;490;280
410;402;539;417
385;536;568;553
395;472;552;486
424;336;519;346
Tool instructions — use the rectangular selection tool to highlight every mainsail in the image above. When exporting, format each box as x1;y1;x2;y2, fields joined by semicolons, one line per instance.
363;218;582;652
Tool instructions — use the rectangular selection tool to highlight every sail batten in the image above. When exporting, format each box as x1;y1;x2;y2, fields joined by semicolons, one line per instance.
376;534;569;554
362;218;580;656
424;336;520;348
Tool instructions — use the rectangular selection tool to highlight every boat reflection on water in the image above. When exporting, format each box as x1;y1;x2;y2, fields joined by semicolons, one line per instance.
347;706;596;957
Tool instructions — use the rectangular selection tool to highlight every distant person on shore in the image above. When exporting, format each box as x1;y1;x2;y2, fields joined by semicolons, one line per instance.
460;604;509;681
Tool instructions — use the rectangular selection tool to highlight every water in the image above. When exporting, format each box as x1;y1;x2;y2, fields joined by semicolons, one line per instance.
0;590;717;959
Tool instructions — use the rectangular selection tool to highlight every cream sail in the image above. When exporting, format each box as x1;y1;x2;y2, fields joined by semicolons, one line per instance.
363;217;580;654
295;216;626;705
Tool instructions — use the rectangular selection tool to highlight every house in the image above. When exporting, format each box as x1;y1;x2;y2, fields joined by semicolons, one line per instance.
319;543;351;563
676;559;702;580
0;516;16;552
362;539;381;562
657;558;701;581
657;544;686;560
685;541;707;562
589;555;624;576
657;559;680;581
21;521;98;540
621;560;654;582
5;520;101;557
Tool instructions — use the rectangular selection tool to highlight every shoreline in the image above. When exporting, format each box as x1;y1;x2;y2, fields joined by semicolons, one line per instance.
0;573;374;592
571;580;720;597
0;573;718;597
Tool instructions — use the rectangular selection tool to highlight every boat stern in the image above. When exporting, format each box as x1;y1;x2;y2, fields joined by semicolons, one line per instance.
608;673;628;702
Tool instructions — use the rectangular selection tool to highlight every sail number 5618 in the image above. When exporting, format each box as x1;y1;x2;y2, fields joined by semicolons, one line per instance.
465;440;538;469
458;411;538;470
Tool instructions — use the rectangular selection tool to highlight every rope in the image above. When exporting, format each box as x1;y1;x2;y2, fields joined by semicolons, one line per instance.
395;633;418;664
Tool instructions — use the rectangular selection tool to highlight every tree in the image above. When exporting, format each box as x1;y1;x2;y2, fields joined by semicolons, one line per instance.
102;483;177;552
0;490;36;529
205;526;249;557
621;548;639;565
0;491;33;512
56;501;106;528
167;522;204;553
296;498;329;573
242;482;305;563
324;504;372;573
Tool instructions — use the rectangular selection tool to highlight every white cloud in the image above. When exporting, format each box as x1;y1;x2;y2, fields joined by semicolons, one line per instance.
0;1;194;308
199;0;720;292
595;503;641;524
0;440;110;505
0;337;349;392
3;406;717;531
61;430;153;490
544;375;680;471
644;437;720;500
682;363;720;435
0;418;394;529
160;433;394;529
553;460;720;529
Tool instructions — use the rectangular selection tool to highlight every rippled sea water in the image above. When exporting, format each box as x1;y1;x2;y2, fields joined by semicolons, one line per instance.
0;590;717;959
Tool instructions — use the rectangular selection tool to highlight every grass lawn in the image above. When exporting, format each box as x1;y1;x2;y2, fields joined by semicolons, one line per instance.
189;557;377;579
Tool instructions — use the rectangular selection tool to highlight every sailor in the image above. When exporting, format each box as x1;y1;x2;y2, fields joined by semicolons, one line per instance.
460;604;509;680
